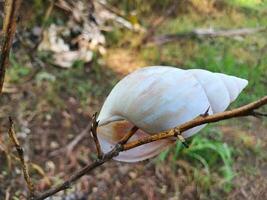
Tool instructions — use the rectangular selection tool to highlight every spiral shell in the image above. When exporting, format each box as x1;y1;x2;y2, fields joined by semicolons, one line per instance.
97;66;248;162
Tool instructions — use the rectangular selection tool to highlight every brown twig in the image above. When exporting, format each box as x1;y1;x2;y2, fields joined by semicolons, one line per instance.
33;95;267;200
49;123;92;157
32;0;55;51
124;96;267;150
5;186;11;200
8;117;35;198
140;0;180;45
150;27;267;45
90;113;103;158
1;142;51;186
119;125;139;145
0;0;22;93
33;144;122;200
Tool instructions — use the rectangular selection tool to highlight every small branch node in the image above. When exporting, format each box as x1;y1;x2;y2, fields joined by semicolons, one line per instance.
115;143;123;153
119;126;139;145
174;129;189;148
200;106;210;117
251;110;267;117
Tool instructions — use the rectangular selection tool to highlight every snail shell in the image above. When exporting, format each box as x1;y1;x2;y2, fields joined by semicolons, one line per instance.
97;66;248;162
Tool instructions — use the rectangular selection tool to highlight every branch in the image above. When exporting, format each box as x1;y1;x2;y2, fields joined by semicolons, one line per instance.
8;117;35;198
33;145;122;200
118;125;138;145
124;96;267;150
33;95;267;200
90;113;103;159
150;27;267;45
0;0;22;93
49;123;91;157
140;0;180;45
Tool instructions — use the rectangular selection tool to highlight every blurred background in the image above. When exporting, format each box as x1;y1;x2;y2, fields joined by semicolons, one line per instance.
0;0;267;199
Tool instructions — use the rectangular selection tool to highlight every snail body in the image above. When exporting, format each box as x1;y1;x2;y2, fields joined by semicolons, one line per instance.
97;66;248;162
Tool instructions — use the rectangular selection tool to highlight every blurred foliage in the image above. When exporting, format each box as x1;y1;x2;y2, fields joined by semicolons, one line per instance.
229;0;267;9
2;0;267;199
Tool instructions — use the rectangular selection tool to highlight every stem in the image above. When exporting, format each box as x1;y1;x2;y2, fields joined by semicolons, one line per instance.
0;0;22;93
33;96;267;200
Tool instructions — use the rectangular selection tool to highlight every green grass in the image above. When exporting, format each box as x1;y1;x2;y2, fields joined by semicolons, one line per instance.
138;5;267;104
8;54;32;83
158;126;234;192
227;0;267;9
5;0;266;196
134;1;267;194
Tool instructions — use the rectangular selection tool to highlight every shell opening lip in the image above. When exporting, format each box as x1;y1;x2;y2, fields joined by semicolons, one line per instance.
97;115;125;127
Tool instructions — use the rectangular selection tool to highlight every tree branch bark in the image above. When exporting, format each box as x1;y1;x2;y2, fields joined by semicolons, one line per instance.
150;27;267;45
8;117;35;197
33;95;267;200
0;0;22;93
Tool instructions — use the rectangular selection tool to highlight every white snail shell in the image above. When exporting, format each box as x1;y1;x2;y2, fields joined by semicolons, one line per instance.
97;66;248;162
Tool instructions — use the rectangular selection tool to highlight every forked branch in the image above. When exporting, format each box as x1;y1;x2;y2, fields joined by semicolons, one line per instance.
33;95;267;200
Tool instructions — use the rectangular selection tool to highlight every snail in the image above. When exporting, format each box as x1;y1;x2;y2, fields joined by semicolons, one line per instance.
96;66;248;162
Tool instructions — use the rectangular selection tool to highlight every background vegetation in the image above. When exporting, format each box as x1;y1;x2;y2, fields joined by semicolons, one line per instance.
0;0;266;199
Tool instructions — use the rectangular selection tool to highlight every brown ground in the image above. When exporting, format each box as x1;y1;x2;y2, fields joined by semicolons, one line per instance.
0;58;266;200
0;0;267;199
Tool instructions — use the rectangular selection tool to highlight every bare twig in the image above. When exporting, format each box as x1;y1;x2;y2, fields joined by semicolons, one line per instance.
119;125;138;145
33;144;122;200
97;0;137;30
33;96;267;200
90;113;103;158
141;0;180;45
49;123;92;157
5;186;11;200
0;0;22;93
32;0;55;51
150;27;267;45
251;111;267;117
8;117;35;198
124;96;267;150
1;142;51;186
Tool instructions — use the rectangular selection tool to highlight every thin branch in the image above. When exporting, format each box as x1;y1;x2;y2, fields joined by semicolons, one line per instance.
119;125;139;145
124;96;267;150
49;123;91;157
8;117;35;198
32;0;55;51
33;144;122;200
140;0;180;45
1;142;51;186
0;0;22;93
150;27;267;45
33;95;267;200
90;113;103;159
96;0;137;30
251;111;267;117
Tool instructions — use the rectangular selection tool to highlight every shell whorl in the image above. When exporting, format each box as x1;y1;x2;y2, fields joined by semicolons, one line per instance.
215;72;248;102
188;69;248;113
